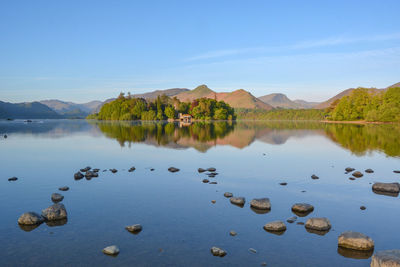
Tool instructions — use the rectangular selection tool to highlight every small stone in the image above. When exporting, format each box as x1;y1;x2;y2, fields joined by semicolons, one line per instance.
209;181;217;184
261;262;267;266
349;177;356;180
198;168;206;173
394;170;400;174
230;197;245;206
365;169;374;173
250;198;271;210
305;217;331;231
128;167;136;172
102;245;119;256
18;212;44;225
51;193;64;203
207;167;216;172
352;171;363;178
125;224;142;233
150;168;155;171
292;203;314;214
263;221;286;232
338;231;374;251
210;247;226;257
74;172;84;180
202;179;209;183
224;192;233;198
8;177;18;181
58;186;69;191
80;166;91;172
360;206;366;210
211;200;216;204
248;248;257;254
279;182;287;186
41;203;67;221
208;175;216;178
311;174;319;180
93;168;100;172
168;167;179;173
85;171;98;178
4;134;7;138
110;169;118;173
371;250;400;267
297;222;305;225
287;216;297;223
345;167;355;172
229;230;237;236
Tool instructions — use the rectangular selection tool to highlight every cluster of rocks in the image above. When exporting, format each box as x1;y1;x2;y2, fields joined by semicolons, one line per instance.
18;202;68;231
74;166;100;180
198;167;218;184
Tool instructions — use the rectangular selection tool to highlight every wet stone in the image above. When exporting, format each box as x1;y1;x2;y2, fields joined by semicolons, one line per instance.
287;216;297;223
352;171;363;178
249;248;257;254
345;167;355;172
74;172;84;180
202;179;209;183
372;182;400;194
209;181;217;184
51;193;64;203
360;206;366;210
229;230;237;236
230;197;245;206
41;203;67;221
210;247;226;257
125;224;142;233
311;174;319;180
371;250;400;267
58;186;69;191
263;221;286;232
224;192;233;198
128;167;136;172
280;182;287;186
110;169;118;173
18;212;44;225
338;231;374;251
349;177;356;181
103;245;119;256
198;168;206;173
8;177;18;181
292;203;314;214
207;167;216;172
250;198;271;210
305;217;331;231
365;169;374;173
211;200;216;204
168;167;180;173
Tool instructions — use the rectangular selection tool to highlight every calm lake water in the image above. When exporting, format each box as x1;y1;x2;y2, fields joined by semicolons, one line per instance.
1;120;400;266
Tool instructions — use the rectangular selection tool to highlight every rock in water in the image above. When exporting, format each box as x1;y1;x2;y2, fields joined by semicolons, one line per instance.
250;198;271;210
279;182;287;186
128;167;136;172
18;212;44;225
58;186;69;191
311;174;319;180
102;245;120;256
224;192;233;198
125;224;142;233
365;169;374;173
372;182;400;193
394;170;400;174
352;171;363;178
74;172;84;180
371;250;400;267
210;247;226;257
168;167;179;173
198;168;206;173
338;231;374;251
51;193;64;203
287;216;297;223
263;221;286;232
8;177;18;181
230;197;245;206
360;206;366;210
202;179;209;183
110;169;118;173
209;181;217;184
248;248;257;254
292;203;314;216
345;167;355;172
211;200;216;204
229;230;237;236
305;217;331;231
207;167;216;172
41;203;67;221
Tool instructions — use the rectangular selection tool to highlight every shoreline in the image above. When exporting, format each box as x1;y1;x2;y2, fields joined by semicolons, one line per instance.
320;120;395;125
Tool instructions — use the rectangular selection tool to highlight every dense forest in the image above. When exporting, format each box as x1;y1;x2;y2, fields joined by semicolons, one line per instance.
87;93;235;121
327;87;400;122
236;108;326;120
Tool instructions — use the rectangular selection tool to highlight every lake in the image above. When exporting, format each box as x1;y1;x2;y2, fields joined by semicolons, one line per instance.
1;120;400;266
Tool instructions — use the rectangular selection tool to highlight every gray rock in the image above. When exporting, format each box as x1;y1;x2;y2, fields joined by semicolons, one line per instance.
372;182;400;193
93;168;100;172
224;192;233;198
125;224;142;233
74;172;84;180
311;174;319;180
210;246;226;257
352;171;363;178
102;245;119;255
18;212;44;225
338;231;374;251
263;221;286;232
292;203;314;215
305;217;331;231
287;216;297;223
371;250;400;267
365;169;374;173
51;193;64;203
168;167;180;173
8;177;18;181
345;167;355;172
248;248;257;254
58;186;69;191
41;203;67;221
279;182;287;186
230;197;245;206
207;167;216;172
85;171;98;178
229;230;237;236
250;198;271;210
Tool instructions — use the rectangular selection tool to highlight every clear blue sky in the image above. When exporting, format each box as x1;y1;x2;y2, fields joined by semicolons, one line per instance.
1;0;399;103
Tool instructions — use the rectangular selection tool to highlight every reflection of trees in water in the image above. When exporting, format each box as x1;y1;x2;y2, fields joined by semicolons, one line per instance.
92;120;400;157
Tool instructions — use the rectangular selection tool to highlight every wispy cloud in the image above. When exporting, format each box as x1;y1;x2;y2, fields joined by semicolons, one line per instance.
185;33;400;62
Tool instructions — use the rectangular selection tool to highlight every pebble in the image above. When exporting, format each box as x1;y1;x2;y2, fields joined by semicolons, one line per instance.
279;182;287;186
102;245;120;256
211;200;216;204
311;174;319;180
202;179;209;183
210;247;226;257
58;186;69;191
8;177;18;181
229;230;237;236
360;206;366;210
248;248;257;254
224;192;233;198
125;224;142;233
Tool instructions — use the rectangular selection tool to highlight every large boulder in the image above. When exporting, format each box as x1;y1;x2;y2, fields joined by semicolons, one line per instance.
250;198;271;210
18;212;44;225
263;221;286;232
372;183;400;194
371;250;400;267
41;203;67;221
338;231;374;251
305;217;331;231
230;197;245;206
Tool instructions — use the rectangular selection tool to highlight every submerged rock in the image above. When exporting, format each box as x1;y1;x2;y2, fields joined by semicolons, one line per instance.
305;217;331;231
371;250;400;267
93;168;100;172
292;203;314;216
74;172;84;180
58;186;69;191
311;174;319;180
352;171;363;178
210;247;226;257
224;192;233;198
337;246;373;259
349;177;356;181
125;224;142;233
287;216;297;223
338;231;374;251
250;198;271;210
360;206;366;210
365;169;374;173
51;193;64;203
41;203;67;221
8;177;18;181
248;248;257;254
168;167;180;173
230;197;245;206
209;181;217;184
263;221;286;232
372;182;400;194
102;245;120;256
18;212;44;225
80;166;91;172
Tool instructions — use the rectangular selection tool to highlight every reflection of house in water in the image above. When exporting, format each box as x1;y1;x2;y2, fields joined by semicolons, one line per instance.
179;113;192;126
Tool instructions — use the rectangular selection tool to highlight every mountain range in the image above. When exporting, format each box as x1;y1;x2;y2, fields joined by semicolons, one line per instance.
0;82;398;119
